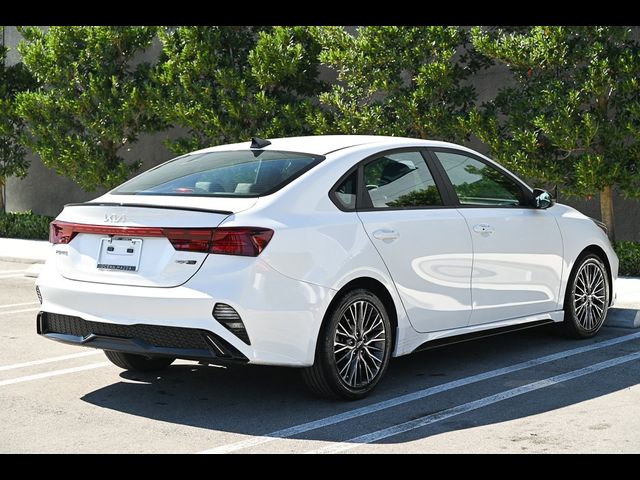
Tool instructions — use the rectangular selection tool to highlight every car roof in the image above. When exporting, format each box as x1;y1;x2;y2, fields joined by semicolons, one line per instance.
190;135;466;156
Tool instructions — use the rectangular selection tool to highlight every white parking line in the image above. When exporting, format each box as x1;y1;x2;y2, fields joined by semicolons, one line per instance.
199;331;640;454
0;307;40;316
0;351;102;372
0;270;28;274
0;274;31;279
0;302;39;309
0;362;111;387
309;350;640;453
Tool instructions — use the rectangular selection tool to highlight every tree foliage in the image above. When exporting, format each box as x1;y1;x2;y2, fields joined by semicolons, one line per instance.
4;25;639;240
156;26;324;154
0;27;35;211
470;26;640;237
14;26;164;190
312;26;486;142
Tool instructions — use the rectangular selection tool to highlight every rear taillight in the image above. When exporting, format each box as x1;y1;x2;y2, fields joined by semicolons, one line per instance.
163;229;215;253
49;221;273;257
165;227;273;256
210;228;274;256
49;220;76;244
50;221;165;245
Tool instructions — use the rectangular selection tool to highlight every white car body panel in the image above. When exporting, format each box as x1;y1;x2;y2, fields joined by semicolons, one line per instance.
36;135;619;368
357;208;473;332
458;207;564;325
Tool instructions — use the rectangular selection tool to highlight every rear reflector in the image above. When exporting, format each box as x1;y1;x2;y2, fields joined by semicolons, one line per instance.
50;221;273;257
213;303;251;344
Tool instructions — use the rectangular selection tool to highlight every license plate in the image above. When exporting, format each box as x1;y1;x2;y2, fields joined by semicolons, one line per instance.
97;237;143;272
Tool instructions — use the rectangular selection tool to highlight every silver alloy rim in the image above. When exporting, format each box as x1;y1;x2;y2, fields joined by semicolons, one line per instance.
573;260;607;332
334;299;386;388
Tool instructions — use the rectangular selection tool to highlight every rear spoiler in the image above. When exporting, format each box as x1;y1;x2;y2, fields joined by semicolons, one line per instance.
64;202;233;216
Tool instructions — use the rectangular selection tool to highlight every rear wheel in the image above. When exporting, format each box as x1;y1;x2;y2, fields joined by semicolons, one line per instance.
104;351;175;372
562;254;610;339
302;289;392;400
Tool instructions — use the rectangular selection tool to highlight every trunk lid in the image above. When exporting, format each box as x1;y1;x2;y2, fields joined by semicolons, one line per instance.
52;199;250;287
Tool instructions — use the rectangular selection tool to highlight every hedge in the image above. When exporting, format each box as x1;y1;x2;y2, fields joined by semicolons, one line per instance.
0;211;51;241
615;241;640;277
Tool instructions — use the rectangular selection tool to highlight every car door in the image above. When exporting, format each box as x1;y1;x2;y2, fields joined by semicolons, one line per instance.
355;149;474;333
430;148;564;326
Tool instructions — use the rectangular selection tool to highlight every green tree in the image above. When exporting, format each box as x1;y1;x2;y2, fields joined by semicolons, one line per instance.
14;26;164;191
470;26;640;239
156;26;324;154
0;27;35;212
312;26;486;142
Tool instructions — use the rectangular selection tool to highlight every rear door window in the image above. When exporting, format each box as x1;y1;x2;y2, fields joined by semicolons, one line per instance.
362;151;443;209
113;150;324;197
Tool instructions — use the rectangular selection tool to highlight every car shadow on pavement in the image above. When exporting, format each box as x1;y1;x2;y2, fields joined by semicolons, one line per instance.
81;326;640;448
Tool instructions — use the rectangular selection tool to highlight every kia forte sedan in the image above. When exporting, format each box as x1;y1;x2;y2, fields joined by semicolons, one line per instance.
36;135;618;399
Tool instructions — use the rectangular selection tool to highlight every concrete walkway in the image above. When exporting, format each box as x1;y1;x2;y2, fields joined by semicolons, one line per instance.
1;237;638;327
0;238;51;264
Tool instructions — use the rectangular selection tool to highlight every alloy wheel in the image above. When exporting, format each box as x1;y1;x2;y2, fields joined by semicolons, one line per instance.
333;299;387;388
573;260;607;333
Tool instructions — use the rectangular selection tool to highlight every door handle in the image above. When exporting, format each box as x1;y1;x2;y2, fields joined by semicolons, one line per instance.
473;223;495;235
372;229;400;241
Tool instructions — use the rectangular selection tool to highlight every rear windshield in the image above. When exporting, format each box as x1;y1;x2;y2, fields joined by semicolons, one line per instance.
112;150;324;197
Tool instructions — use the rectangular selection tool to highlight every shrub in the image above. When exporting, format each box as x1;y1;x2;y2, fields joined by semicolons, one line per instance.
0;211;51;240
614;241;640;277
15;26;163;191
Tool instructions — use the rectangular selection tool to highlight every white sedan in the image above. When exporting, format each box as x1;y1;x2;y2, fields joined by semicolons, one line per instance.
36;135;618;399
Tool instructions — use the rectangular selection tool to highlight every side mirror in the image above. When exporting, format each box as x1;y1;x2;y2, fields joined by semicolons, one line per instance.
532;188;553;209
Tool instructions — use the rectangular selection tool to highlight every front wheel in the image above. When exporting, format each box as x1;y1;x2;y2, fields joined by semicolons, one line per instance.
104;351;175;372
562;254;610;339
302;289;392;400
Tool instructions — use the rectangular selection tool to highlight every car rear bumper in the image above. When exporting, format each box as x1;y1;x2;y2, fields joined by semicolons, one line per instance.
36;256;337;367
37;311;249;363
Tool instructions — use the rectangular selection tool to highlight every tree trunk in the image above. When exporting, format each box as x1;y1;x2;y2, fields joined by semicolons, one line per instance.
0;178;5;214
599;185;615;241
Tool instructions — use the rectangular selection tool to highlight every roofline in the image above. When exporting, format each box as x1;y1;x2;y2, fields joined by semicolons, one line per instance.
188;135;475;156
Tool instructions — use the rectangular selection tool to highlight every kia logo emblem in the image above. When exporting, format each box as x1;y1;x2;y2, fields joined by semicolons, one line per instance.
104;213;126;223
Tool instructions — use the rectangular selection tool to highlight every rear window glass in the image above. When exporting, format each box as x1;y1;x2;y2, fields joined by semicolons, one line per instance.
112;150;324;197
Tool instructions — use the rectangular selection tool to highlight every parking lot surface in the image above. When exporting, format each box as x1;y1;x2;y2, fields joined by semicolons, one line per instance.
1;259;639;453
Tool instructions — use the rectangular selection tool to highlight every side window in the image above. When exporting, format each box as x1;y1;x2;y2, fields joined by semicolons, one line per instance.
333;171;357;210
433;151;527;207
363;151;443;209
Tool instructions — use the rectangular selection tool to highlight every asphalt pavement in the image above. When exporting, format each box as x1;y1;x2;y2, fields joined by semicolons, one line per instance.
1;259;639;453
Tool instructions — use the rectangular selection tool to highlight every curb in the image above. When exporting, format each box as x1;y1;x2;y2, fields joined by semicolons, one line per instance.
605;307;640;329
24;264;43;278
0;255;45;264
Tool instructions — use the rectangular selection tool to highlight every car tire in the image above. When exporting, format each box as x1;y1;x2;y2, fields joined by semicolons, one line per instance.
562;253;610;339
104;351;175;372
302;288;392;400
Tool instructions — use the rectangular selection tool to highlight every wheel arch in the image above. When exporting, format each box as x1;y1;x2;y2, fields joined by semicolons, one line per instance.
321;277;399;352
569;245;614;307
